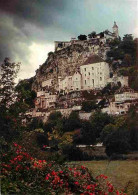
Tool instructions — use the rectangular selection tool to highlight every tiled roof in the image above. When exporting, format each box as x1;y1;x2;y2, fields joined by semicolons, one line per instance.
83;55;104;65
115;86;135;94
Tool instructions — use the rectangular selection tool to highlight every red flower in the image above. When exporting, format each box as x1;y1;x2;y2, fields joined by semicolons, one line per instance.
51;171;57;176
74;181;79;185
45;176;49;180
43;145;47;148
13;143;18;147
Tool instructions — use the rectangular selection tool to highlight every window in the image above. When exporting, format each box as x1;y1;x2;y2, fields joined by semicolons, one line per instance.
85;74;86;77
92;67;94;70
88;72;90;75
92;79;94;85
84;68;86;71
85;80;87;84
100;77;102;81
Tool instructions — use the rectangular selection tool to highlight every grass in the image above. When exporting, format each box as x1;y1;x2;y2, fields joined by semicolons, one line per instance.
70;160;138;194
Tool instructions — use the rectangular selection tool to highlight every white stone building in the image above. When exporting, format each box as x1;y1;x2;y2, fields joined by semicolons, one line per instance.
58;55;110;93
80;55;110;90
102;88;138;115
115;91;138;102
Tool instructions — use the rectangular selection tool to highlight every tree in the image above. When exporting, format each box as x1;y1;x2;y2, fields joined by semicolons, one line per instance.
78;121;96;145
82;101;97;112
89;111;114;139
100;123;115;145
98;98;107;109
48;111;62;121
123;34;133;42
48;51;54;57
0;58;20;108
100;32;104;38
15;78;36;108
105;129;130;156
0;58;20;141
78;34;87;41
64;111;81;132
88;31;96;39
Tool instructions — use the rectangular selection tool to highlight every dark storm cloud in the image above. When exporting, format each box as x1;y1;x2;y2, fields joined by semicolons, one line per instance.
0;0;69;27
0;0;77;64
0;0;137;76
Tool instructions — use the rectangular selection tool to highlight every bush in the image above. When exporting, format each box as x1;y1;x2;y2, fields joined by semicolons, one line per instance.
1;143;126;194
105;129;130;156
64;111;81;132
82;101;97;112
90;111;114;139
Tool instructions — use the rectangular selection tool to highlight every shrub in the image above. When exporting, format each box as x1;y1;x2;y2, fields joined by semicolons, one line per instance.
82;101;97;112
1;143;126;194
105;129;130;156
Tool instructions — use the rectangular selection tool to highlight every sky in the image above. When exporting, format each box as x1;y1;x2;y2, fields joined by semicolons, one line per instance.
0;0;137;81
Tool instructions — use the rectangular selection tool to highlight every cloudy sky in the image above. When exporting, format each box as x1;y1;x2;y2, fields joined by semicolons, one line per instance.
0;0;137;81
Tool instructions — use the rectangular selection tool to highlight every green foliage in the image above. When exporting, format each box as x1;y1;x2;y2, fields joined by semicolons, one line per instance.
88;31;96;39
101;83;121;95
105;129;130;156
128;66;138;91
64;111;81;132
78;34;87;40
29;118;44;131
81;90;96;100
48;51;54;57
109;38;121;47
0;58;20;108
16;78;36;108
48;111;62;121
107;34;137;69
90;111;114;139
78;121;96;145
45;111;64;133
118;66;138;91
0;58;22;142
100;124;115;145
82;101;97;112
36;133;49;148
104;112;138;156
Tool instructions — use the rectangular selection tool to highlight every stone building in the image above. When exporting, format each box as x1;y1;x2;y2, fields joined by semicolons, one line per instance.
58;55;110;93
35;91;57;110
102;87;138;115
80;55;110;90
112;21;119;38
55;22;119;51
115;88;138;102
108;75;128;87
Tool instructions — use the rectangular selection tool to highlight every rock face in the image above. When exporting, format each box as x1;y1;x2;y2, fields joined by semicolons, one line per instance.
32;43;108;91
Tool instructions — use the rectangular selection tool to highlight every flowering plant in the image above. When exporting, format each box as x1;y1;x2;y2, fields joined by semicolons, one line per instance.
1;143;126;194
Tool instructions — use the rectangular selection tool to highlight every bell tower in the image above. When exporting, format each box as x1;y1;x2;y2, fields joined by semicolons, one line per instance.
112;21;119;38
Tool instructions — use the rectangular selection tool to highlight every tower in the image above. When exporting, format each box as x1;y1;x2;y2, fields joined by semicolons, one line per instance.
112;21;119;38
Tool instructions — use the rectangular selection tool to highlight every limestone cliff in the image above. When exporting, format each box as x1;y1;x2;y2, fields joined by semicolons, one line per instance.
32;43;107;91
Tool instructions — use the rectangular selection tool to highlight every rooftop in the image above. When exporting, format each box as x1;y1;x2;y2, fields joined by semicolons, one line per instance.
83;55;104;65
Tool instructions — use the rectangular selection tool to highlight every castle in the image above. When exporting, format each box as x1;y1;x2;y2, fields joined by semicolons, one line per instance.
55;22;119;51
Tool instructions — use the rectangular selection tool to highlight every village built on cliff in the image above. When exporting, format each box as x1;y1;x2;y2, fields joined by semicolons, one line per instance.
25;22;138;122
